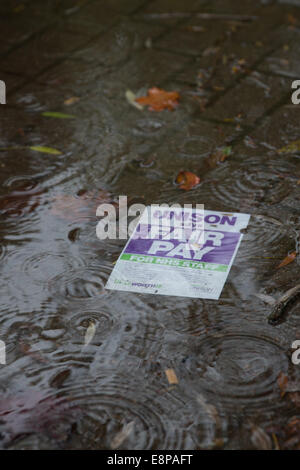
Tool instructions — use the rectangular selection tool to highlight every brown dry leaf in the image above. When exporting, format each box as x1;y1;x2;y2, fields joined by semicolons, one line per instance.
282;417;300;450
277;372;288;397
64;96;80;106
165;368;179;385
136;87;179;111
277;371;300;406
205;146;232;169
175;171;200;191
277;251;297;269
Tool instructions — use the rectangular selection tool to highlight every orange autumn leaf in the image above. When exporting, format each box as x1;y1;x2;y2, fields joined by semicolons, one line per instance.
277;251;297;269
175;171;200;191
136;87;179;111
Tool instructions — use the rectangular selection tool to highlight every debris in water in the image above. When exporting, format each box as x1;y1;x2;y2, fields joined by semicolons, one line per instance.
136;87;179;111
277;251;297;269
29;145;62;155
41;111;76;119
250;424;272;450
64;97;80;106
175;171;200;190
165;368;179;385
278;140;300;154
83;320;97;348
125;90;144;110
110;421;135;449
277;372;288;398
268;284;300;325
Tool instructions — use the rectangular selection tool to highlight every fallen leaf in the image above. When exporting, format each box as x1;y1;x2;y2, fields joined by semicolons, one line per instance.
41;111;76;119
250;424;272;450
278;140;300;154
277;372;288;397
110;421;135;449
125;90;144;110
83;321;96;347
136;87;179;111
165;368;179;385
64;97;80;106
281;417;300;450
29;146;62;155
49;369;71;389
206;146;232;169
277;251;297;268
175;171;200;190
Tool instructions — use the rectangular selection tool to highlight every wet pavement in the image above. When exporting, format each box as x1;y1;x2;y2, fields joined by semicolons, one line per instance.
1;0;300;450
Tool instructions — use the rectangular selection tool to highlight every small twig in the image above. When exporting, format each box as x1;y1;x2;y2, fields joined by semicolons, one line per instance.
142;13;257;21
195;13;257;21
268;284;300;325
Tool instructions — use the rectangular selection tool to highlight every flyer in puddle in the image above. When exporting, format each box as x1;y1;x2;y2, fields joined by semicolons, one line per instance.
106;206;250;299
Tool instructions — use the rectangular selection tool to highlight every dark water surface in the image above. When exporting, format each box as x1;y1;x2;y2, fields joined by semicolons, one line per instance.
0;0;300;450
